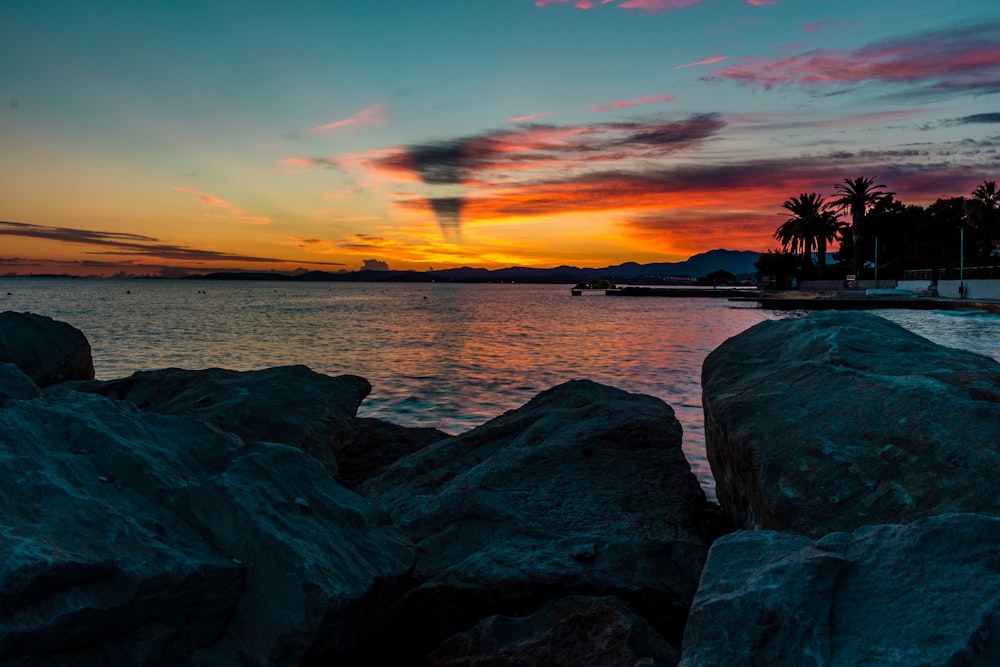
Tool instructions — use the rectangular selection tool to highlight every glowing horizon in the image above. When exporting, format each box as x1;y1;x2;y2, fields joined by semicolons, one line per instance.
1;1;998;277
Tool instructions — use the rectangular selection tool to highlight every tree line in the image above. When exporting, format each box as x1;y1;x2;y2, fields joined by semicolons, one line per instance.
757;177;1000;285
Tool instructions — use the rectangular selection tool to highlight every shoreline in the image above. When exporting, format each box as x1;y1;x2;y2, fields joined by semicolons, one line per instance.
602;286;1000;313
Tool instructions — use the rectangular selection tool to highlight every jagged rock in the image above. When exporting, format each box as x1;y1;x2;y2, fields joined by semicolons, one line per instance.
702;311;1000;538
68;365;371;470
427;595;681;667
0;386;414;666
0;362;41;401
0;311;94;386
360;379;715;660
680;513;1000;667
336;417;449;489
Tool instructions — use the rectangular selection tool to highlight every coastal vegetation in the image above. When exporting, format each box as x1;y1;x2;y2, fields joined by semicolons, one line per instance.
760;177;1000;285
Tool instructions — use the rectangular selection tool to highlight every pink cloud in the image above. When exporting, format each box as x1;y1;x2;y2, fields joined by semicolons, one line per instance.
507;112;552;123
304;104;386;135
713;25;1000;91
744;0;778;5
591;93;675;112
535;0;703;12
673;55;727;70
617;0;704;11
803;20;832;32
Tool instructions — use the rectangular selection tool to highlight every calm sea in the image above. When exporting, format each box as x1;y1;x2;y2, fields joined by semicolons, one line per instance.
3;278;998;499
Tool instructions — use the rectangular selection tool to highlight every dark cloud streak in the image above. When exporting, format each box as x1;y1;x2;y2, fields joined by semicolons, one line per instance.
0;221;345;266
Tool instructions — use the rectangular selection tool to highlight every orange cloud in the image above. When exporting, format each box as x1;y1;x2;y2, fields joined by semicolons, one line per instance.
172;186;271;224
591;93;675;112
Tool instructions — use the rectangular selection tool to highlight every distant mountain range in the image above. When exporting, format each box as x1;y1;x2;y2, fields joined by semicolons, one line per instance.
191;249;761;284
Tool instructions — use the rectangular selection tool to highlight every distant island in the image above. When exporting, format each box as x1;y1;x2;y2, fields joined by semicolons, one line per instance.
186;249;762;285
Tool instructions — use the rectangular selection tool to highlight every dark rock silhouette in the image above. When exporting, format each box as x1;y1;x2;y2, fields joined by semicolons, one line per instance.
0;362;41;400
0;310;94;386
427;595;681;667
336;417;449;489
702;311;1000;538
0;384;413;665
681;513;1000;666
69;365;371;471
360;379;717;658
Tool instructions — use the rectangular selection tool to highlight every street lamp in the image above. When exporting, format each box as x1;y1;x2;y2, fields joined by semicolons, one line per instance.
958;221;966;299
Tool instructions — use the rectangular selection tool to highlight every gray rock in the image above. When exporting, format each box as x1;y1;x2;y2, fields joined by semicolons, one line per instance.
0;385;414;665
680;513;1000;667
702;311;1000;537
0;311;94;386
69;365;371;470
336;417;449;489
427;595;681;667
361;379;714;659
0;362;41;401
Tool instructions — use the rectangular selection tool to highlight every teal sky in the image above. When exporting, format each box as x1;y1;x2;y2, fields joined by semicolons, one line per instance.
2;0;998;275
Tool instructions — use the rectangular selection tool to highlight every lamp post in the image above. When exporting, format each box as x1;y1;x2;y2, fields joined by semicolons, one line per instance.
874;236;878;288
959;223;965;299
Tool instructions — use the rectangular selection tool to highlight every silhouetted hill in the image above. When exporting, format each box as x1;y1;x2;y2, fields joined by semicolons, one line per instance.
191;250;761;284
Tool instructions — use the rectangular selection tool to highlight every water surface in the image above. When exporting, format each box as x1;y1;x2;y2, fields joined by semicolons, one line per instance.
3;279;997;499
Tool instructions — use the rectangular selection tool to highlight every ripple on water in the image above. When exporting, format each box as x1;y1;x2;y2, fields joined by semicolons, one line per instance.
3;279;997;501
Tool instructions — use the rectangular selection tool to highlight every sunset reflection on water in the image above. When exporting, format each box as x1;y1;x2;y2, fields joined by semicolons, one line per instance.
3;278;997;499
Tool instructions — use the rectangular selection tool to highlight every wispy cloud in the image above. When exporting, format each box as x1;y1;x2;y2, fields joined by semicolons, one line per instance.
303;104;386;135
357;114;724;234
173;186;272;224
744;0;778;5
507;112;552;123
0;221;344;266
803;20;833;33
272;156;339;175
591;93;675;111
673;56;727;70
949;112;1000;125
711;22;1000;98
535;0;704;13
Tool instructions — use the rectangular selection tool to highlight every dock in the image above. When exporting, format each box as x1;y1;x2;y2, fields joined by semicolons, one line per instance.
591;286;1000;313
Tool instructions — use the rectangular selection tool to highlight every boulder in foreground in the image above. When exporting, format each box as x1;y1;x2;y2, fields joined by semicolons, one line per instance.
0;310;94;386
69;365;371;470
0;385;414;665
702;311;1000;538
361;379;717;658
428;595;681;667
680;513;1000;666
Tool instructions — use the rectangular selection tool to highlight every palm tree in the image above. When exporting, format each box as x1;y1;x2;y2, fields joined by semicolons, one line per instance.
776;193;842;278
969;180;1000;258
833;177;892;277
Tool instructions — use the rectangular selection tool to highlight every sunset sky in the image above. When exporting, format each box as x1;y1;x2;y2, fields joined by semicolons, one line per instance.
2;0;998;276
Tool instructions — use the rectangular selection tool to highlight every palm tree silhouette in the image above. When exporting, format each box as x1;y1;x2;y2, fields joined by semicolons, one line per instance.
969;180;1000;258
833;177;892;277
776;193;842;278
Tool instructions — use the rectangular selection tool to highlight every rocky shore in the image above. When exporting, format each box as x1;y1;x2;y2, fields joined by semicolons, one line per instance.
1;309;998;665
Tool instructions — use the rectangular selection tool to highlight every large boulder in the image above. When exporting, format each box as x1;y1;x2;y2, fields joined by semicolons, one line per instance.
427;596;681;667
680;513;1000;666
0;311;94;386
336;417;449;489
702;311;1000;538
360;379;716;660
0;362;41;401
0;385;414;665
69;365;371;470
